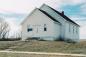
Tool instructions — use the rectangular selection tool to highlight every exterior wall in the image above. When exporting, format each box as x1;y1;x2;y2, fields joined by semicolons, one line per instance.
64;21;79;42
53;22;61;40
40;4;79;42
40;4;66;39
21;9;61;40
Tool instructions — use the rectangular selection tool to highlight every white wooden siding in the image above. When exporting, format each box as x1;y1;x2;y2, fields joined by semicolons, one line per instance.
40;4;79;41
22;9;61;40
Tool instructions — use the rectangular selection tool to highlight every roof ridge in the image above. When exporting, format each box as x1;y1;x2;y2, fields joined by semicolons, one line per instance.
40;4;80;26
38;9;61;24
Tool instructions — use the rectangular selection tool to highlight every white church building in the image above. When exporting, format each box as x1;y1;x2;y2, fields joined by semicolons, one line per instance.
21;4;80;42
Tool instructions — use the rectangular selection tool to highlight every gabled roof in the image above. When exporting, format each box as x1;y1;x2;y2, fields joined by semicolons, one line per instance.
39;9;61;24
21;8;61;25
21;8;37;25
21;4;80;27
40;4;80;26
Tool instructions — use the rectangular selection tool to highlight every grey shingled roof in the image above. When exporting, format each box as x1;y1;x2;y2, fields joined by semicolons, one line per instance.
46;5;79;26
21;4;80;27
39;9;61;24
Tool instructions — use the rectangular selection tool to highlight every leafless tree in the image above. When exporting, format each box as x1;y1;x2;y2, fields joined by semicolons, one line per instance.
0;19;10;39
12;31;21;38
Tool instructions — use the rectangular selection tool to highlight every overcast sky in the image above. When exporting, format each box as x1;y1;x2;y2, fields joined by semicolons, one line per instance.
0;0;86;39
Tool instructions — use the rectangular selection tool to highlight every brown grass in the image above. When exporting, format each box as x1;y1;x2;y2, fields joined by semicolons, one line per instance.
0;40;86;54
0;41;19;50
8;40;86;54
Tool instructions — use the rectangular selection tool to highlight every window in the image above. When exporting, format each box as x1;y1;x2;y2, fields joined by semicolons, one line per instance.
44;24;47;31
27;28;33;32
76;27;78;34
44;27;47;31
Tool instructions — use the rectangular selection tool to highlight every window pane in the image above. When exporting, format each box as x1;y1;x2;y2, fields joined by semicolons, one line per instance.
44;24;47;31
27;28;33;32
44;27;47;31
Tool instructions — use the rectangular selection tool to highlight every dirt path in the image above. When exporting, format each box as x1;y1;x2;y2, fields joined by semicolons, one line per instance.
0;51;86;57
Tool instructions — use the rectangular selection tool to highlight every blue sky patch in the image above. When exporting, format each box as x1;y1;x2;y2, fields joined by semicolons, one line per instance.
61;4;86;19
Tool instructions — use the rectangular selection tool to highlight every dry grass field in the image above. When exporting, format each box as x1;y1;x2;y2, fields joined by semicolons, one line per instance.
0;41;19;50
4;40;86;54
0;40;86;54
0;40;86;57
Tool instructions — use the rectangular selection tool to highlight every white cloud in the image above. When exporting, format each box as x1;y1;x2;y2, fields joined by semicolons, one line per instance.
0;0;65;14
0;0;35;13
80;4;86;15
61;0;86;6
